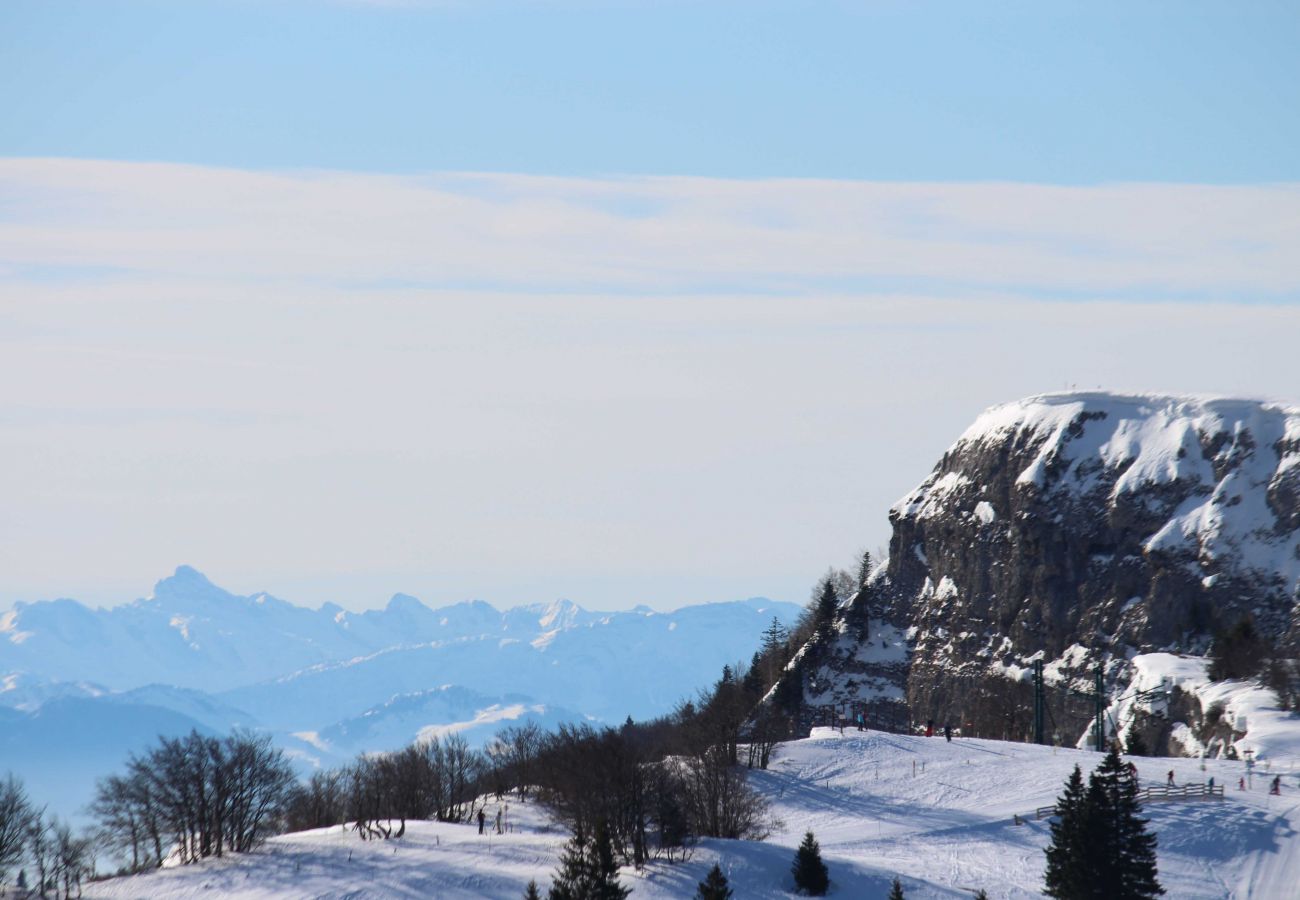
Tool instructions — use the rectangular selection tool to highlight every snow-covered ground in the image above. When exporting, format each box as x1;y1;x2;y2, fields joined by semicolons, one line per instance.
84;729;1300;899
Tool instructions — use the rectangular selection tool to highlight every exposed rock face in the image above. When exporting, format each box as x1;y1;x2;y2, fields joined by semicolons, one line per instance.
799;392;1300;744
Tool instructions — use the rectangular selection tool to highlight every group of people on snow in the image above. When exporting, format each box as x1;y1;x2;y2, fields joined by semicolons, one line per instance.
922;719;953;741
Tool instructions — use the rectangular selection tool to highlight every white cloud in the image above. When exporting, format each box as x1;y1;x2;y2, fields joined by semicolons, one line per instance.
1;159;1297;611
1;159;1296;297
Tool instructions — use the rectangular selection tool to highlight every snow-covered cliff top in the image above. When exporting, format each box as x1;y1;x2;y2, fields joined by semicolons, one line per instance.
895;391;1300;588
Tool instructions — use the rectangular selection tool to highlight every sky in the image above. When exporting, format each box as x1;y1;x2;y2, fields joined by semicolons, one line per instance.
1;1;1298;611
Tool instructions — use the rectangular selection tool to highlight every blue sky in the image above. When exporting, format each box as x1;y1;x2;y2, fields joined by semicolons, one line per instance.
1;2;1298;612
3;0;1298;181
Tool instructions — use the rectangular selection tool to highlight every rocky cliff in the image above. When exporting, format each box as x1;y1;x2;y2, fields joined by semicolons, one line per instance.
795;392;1300;749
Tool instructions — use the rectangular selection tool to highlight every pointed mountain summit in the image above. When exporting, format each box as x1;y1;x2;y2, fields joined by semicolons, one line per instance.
148;565;238;610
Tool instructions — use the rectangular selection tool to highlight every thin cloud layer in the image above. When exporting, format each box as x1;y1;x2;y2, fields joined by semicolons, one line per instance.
2;159;1297;299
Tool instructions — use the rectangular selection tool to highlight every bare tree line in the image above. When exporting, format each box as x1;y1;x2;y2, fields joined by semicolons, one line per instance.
273;661;782;870
90;729;296;871
285;732;484;838
1;775;93;899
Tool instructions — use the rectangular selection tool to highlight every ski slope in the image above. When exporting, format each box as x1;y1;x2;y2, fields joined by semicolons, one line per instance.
84;730;1300;899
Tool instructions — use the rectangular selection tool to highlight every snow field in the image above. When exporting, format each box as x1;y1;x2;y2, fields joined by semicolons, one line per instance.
85;730;1300;899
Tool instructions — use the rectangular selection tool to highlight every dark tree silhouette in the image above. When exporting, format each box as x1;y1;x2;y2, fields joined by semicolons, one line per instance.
791;831;829;896
547;821;630;900
695;862;734;900
0;774;33;884
1044;749;1163;899
1044;765;1089;898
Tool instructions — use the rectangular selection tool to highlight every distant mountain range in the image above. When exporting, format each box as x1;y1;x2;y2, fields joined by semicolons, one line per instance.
0;567;800;820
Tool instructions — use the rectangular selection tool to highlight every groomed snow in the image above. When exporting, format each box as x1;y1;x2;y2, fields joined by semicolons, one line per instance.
84;730;1300;899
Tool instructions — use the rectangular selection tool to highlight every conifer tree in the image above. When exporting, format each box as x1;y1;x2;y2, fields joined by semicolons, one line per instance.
791;831;829;896
547;820;630;900
1094;746;1163;898
1125;730;1149;757
590;820;631;900
973;891;988;900
695;862;734;900
524;880;543;900
547;825;593;900
888;876;906;899
856;549;874;587
1044;749;1163;899
1043;765;1089;898
815;580;839;638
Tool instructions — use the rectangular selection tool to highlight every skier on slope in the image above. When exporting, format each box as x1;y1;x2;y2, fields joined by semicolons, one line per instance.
477;808;486;834
1270;775;1281;795
943;724;952;742
1167;769;1176;787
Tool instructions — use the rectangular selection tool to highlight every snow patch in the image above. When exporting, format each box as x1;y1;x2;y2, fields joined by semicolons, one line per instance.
0;610;32;645
415;703;543;742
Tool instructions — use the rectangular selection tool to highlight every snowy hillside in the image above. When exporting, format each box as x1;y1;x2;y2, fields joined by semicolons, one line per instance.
84;730;1300;899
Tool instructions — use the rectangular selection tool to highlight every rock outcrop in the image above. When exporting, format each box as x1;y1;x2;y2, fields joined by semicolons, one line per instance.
795;392;1300;746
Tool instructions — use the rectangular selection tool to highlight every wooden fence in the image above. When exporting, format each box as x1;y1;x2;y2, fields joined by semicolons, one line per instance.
1034;782;1225;820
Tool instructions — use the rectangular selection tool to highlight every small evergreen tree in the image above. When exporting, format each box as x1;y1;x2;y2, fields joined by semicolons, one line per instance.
973;890;988;900
590;820;631;900
547;825;593;900
524;880;543;900
791;831;829;896
1043;764;1089;899
695;862;734;900
856;549;874;587
888;876;906;899
815;580;839;638
1125;730;1149;757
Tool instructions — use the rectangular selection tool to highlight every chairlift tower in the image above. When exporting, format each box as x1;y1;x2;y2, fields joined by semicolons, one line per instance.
1093;666;1105;752
1033;659;1046;745
1066;664;1107;752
